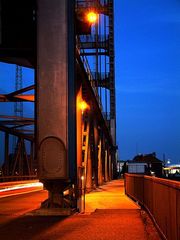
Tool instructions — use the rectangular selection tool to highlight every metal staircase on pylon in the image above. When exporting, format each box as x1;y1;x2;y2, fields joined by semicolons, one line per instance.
13;65;23;155
76;0;116;145
14;65;23;119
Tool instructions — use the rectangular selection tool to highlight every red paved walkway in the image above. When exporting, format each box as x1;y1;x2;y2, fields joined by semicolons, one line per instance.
0;180;161;240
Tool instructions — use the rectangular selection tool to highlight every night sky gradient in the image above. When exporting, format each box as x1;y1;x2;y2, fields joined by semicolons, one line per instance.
115;0;180;163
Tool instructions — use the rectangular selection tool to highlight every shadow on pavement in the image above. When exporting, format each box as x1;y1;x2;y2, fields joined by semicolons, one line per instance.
0;215;67;240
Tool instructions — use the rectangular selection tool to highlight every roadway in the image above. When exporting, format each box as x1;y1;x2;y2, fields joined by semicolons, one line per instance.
0;188;47;226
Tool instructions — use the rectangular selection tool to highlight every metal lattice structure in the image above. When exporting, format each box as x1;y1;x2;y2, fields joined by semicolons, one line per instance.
13;65;23;154
76;0;116;145
14;65;23;118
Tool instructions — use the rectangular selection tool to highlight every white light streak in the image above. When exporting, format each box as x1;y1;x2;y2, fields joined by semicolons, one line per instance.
0;182;43;193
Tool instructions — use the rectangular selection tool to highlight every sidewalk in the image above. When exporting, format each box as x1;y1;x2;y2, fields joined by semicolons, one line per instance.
0;180;161;240
85;179;139;212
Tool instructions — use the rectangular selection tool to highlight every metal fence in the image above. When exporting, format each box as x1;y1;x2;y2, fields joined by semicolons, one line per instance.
125;174;180;240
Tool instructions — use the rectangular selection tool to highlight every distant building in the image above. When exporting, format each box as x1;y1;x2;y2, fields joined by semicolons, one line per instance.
127;162;147;174
127;152;163;177
163;164;180;180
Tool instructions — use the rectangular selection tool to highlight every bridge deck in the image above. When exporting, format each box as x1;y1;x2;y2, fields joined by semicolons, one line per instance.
0;179;161;240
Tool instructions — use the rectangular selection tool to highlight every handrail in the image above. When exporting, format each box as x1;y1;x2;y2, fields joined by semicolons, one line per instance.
125;174;180;240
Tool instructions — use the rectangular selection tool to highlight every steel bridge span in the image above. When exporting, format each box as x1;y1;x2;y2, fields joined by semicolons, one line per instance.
0;0;117;213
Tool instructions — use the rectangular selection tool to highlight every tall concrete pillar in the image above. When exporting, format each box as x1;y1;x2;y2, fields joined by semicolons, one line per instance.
37;0;76;210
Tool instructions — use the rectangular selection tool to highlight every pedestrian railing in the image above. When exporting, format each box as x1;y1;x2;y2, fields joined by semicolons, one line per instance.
125;174;180;240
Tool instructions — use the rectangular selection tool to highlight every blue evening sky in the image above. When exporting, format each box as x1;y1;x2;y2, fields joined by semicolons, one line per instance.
0;0;180;165
115;0;180;163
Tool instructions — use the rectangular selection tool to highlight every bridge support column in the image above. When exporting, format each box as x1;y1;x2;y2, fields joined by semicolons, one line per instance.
101;135;106;182
93;118;99;187
109;153;112;180
106;147;110;181
111;148;118;179
98;134;103;185
104;149;108;182
41;181;68;208
86;143;92;192
36;0;76;214
76;84;86;212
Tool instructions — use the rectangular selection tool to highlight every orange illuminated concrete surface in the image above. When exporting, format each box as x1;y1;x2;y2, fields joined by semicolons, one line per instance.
0;180;161;240
85;180;139;212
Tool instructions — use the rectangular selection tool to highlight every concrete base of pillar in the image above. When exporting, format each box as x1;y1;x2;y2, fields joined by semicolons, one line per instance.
35;180;76;214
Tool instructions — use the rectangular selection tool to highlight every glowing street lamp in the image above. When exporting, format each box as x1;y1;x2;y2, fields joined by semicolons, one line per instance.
79;100;89;114
86;11;98;24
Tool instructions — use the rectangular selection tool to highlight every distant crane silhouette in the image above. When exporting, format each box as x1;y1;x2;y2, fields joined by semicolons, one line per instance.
13;65;23;154
14;65;23;118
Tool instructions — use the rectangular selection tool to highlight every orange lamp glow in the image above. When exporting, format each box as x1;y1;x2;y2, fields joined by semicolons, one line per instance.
79;100;89;113
86;11;97;24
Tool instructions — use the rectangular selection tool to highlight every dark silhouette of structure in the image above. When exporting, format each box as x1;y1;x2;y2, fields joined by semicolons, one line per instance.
132;152;163;177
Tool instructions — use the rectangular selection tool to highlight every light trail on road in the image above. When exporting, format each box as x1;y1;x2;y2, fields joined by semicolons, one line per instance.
0;181;44;198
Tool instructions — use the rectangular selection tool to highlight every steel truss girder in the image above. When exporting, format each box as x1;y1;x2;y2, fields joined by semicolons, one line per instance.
2;134;34;177
0;125;34;141
0;116;34;141
11;138;30;176
0;85;35;102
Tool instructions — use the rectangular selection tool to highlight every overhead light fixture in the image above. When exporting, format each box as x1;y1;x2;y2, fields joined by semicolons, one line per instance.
79;100;89;114
86;11;97;24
